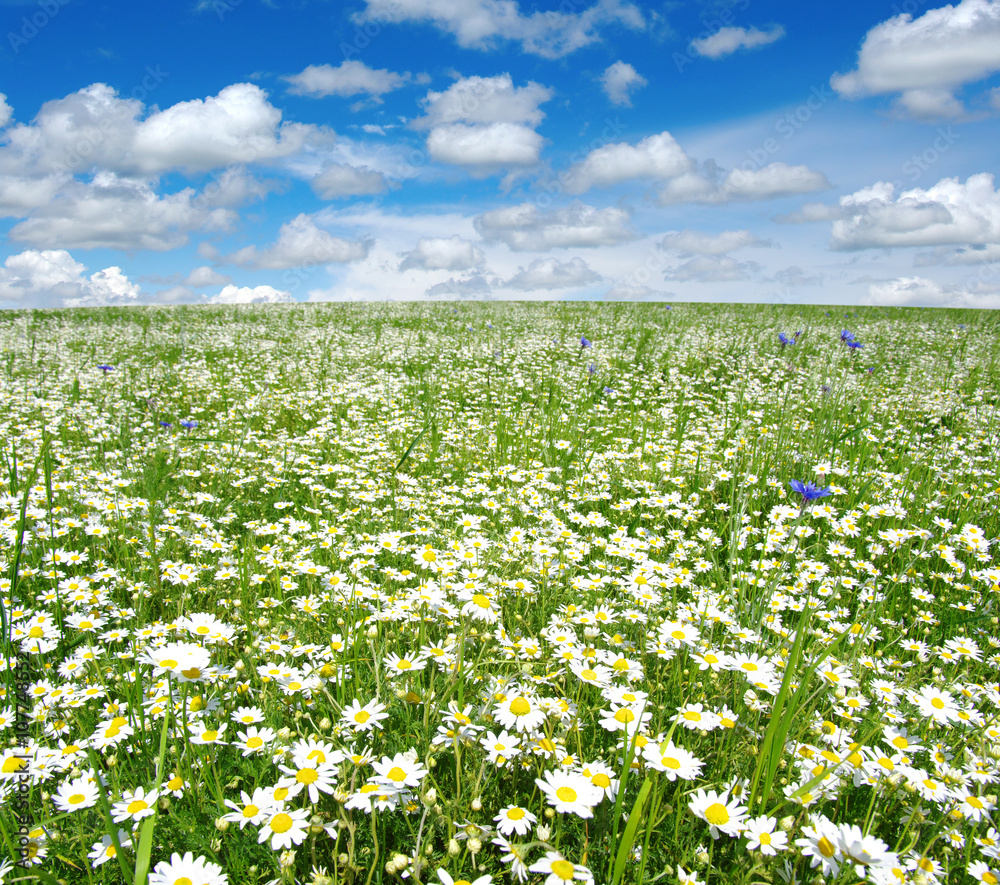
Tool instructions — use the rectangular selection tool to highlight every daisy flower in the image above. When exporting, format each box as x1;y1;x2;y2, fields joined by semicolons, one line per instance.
835;823;894;877
257;806;311;850
435;869;493;885
222;788;275;829
528;852;594;885
598;703;651;736
642;741;703;781
492;836;530;883
743;816;788;856
111;786;159;824
535;768;602;818
969;861;1000;884
675;703;722;732
688;788;747;839
795;816;843;878
277;761;337;806
494;805;537;838
148;851;228;885
371;752;428;789
53;774;99;813
383;652;427;676
480;730;522;768
234;725;276;757
89;829;133;869
341;698;389;733
493;693;547;733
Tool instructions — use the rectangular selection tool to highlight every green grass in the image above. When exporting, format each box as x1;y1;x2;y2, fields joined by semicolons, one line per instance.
0;301;998;885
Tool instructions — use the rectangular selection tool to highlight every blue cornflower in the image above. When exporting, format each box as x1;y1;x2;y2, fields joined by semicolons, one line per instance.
603;386;615;395
587;363;597;376
580;336;592;349
847;340;863;350
159;421;172;428
789;479;832;502
179;420;198;430
778;332;795;346
97;364;115;373
840;330;854;343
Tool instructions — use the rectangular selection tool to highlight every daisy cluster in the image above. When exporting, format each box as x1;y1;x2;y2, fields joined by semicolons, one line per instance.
0;303;998;885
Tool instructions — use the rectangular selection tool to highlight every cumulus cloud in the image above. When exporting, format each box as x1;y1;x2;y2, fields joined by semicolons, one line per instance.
310;161;388;199
284;61;411;99
474;201;634;250
690;25;785;59
426;122;544;169
399;235;484;271
185;265;230;287
0;248;140;307
663;255;760;282
425;272;494;297
504;256;601;290
353;0;644;58
600;61;647;106
0;82;318;179
227;214;371;269
660;229;772;255
563;131;692;193
415;74;552;172
831;0;1000;119
0;94;11;129
659;162;830;205
830;173;1000;250
8;173;235;251
208;284;295;304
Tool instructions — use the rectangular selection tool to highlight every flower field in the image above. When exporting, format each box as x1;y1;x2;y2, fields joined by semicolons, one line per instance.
1;301;998;885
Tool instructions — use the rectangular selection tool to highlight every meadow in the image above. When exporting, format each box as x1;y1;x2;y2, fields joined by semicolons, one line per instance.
0;301;998;885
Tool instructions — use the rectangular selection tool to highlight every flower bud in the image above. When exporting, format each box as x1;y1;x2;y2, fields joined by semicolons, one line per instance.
215;817;229;831
447;839;461;857
471;797;482;811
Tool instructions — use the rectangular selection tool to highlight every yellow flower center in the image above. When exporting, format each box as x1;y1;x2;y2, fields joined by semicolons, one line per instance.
704;803;729;826
270;812;293;834
355;711;371;723
555;786;577;802
387;767;407;782
243;804;259;818
615;708;635;723
818;837;836;858
509;697;531;716
551;860;576;881
507;808;525;820
126;800;148;815
297;768;318;785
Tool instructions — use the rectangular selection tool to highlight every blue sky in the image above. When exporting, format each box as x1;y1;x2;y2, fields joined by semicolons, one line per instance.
1;0;1000;308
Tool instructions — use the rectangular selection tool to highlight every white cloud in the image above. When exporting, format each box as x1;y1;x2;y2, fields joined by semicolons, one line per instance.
663;255;760;282
197;166;280;209
563;131;692;193
831;173;1000;250
0;82;319;179
660;229;771;255
400;235;484;271
659;161;829;205
831;0;1000;119
600;61;647;106
864;276;956;307
415;74;552;172
690;25;785;59
474;201;634;250
185;265;230;287
425;272;494;297
417;73;552;128
0;94;11;129
227;213;371;269
426;122;544;169
602;282;675;300
310;161;388;199
504;256;601;290
284;61;411;99
8;173;235;251
0;174;68;217
208;284;295;304
354;0;644;59
0;248;140;307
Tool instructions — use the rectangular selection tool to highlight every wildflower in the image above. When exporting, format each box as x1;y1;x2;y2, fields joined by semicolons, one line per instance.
969;861;1000;884
535;768;602;818
53;774;99;813
148;851;227;885
341;698;389;733
111;786;159;824
222;788;275;829
435;870;493;885
789;479;832;502
599;703;652;735
371;752;428;788
642;741;703;781
835;824;893;877
258;807;311;850
277;762;338;806
89;830;133;868
493;693;547;733
688;788;747;838
580;336;592;348
494;805;537;838
744;816;788;855
234;725;276;757
795;816;842;878
529;851;594;884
